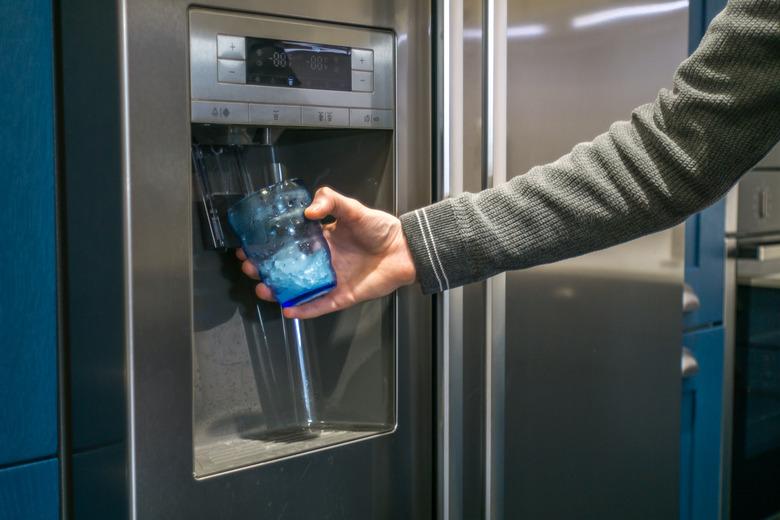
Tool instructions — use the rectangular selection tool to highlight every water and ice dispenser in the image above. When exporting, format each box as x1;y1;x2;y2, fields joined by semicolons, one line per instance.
189;9;396;476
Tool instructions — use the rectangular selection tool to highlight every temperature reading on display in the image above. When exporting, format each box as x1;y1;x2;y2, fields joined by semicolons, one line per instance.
271;51;287;68
246;38;352;91
309;55;326;71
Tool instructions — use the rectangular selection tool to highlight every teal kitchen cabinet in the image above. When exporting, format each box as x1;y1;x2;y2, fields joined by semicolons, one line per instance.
0;459;59;520
0;0;58;467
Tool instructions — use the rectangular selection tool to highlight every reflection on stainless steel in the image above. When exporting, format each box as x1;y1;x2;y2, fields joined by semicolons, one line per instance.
460;1;489;516
437;0;460;515
506;24;548;39
722;186;739;520
468;23;549;41
504;0;686;517
485;0;508;518
571;0;689;29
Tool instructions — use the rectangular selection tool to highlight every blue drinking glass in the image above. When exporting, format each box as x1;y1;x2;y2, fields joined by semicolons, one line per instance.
228;179;337;307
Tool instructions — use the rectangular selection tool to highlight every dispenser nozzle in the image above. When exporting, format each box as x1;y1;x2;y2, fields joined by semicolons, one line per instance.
270;146;284;183
257;127;286;184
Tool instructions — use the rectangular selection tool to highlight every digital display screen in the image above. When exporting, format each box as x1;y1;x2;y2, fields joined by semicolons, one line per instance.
246;38;352;91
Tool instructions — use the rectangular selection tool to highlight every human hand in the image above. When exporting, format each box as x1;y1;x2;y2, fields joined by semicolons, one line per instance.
237;187;417;319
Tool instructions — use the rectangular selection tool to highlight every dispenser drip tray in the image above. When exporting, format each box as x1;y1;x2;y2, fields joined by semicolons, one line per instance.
195;425;386;476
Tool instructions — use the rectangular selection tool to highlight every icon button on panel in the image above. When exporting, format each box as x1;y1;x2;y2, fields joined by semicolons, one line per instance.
351;70;373;92
349;109;393;129
250;104;301;126
217;35;246;60
218;59;246;84
351;49;374;71
191;101;249;124
301;106;349;127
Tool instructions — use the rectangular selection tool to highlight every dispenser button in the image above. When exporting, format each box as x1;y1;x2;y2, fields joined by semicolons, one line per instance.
217;35;246;60
191;101;249;124
250;104;301;126
301;106;349;127
218;59;246;84
349;109;393;129
351;49;374;71
351;70;373;92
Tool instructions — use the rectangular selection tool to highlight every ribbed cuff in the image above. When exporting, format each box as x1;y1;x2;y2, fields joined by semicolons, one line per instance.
399;198;475;294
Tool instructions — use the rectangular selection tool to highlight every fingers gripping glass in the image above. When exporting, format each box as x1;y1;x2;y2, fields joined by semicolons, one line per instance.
228;179;337;308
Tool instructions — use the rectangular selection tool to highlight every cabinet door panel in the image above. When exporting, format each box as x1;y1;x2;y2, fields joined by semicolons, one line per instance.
684;200;726;330
0;0;58;465
0;459;59;520
680;327;725;520
683;0;728;330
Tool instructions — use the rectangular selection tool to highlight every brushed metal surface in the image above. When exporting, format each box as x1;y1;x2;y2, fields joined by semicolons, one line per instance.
191;100;249;123
60;3;130;519
461;1;488;518
299;105;350;125
349;108;393;128
216;58;245;83
485;1;507;518
736;170;780;236
63;0;433;517
436;0;464;517
128;0;431;516
722;187;738;520
216;35;246;60
503;0;686;517
351;49;374;71
756;141;780;169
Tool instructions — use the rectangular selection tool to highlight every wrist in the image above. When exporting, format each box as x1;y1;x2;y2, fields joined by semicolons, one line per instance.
393;221;418;287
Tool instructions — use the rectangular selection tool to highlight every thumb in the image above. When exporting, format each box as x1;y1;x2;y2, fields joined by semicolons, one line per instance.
305;187;361;221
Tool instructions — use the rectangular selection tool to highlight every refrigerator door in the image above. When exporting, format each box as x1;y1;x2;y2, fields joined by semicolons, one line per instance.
435;1;490;518
62;0;433;518
501;1;687;517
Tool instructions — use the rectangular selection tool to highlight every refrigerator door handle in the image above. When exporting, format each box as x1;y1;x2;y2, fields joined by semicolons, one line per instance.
437;0;465;517
682;347;700;379
438;0;506;517
682;283;701;313
484;0;507;518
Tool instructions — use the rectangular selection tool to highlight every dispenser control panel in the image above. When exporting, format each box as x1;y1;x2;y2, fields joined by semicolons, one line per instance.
190;9;394;129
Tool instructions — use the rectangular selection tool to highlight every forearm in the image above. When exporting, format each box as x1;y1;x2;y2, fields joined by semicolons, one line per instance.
402;0;780;294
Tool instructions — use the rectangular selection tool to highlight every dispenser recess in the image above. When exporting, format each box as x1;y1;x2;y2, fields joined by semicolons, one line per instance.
189;9;396;477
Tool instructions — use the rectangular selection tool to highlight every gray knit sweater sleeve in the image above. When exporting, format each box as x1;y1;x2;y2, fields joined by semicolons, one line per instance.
400;0;780;294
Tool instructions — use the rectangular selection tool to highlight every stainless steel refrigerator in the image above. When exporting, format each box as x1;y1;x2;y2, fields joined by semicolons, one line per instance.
60;0;687;518
61;0;433;517
436;0;688;518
